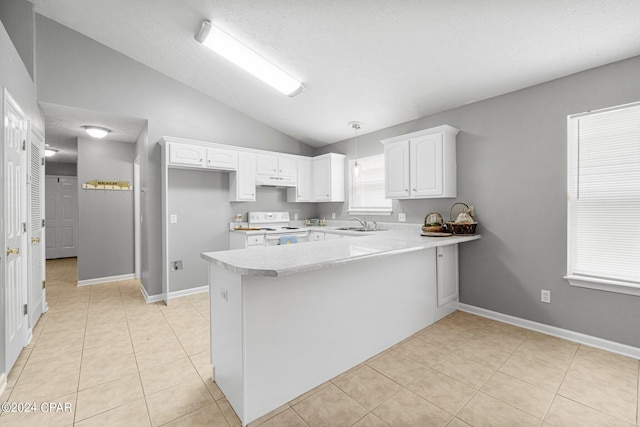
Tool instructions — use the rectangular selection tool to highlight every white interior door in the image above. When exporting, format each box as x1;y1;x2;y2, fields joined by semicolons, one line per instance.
4;89;28;372
29;127;45;327
45;176;78;259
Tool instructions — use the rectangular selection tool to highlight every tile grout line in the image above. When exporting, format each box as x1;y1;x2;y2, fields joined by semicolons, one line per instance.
120;279;155;427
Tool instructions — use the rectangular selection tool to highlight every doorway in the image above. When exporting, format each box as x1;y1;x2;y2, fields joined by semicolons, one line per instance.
45;176;78;259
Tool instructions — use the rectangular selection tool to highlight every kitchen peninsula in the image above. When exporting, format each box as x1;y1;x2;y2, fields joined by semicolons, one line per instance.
201;231;480;425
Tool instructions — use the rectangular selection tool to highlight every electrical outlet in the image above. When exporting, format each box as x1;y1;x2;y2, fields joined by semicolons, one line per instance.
332;212;336;220
541;289;551;303
294;213;299;220
398;213;406;222
170;214;178;224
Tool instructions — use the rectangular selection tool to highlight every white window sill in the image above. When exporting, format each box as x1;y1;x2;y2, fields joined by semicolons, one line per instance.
565;275;640;297
347;208;393;216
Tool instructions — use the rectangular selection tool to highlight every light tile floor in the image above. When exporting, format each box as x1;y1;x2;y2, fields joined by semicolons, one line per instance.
1;257;639;426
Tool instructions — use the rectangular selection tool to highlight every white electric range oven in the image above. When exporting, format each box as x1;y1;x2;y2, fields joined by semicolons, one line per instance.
229;211;309;249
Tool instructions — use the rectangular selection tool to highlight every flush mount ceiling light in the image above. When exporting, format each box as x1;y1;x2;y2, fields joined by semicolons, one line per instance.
82;125;111;139
44;147;58;157
195;20;304;97
349;121;363;177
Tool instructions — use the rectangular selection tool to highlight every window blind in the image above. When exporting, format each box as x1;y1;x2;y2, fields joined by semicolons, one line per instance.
349;154;392;213
567;102;640;288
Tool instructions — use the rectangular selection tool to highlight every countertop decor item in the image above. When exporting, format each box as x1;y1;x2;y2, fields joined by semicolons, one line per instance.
446;202;477;235
423;212;444;233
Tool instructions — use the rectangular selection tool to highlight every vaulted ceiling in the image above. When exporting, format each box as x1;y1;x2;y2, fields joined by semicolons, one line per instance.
32;0;640;147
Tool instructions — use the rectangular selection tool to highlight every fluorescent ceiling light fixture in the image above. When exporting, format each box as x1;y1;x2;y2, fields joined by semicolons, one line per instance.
195;20;304;97
44;147;58;157
82;125;111;139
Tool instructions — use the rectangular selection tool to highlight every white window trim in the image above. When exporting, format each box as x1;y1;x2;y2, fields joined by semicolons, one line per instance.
565;275;640;297
348;155;392;216
565;100;640;295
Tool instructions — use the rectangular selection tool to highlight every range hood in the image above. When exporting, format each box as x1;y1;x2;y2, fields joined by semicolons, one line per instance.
255;174;297;187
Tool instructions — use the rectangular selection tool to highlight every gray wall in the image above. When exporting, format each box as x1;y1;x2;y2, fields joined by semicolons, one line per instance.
0;18;43;377
45;161;77;176
317;55;640;347
168;169;317;292
77;137;135;281
34;15;315;298
0;0;35;80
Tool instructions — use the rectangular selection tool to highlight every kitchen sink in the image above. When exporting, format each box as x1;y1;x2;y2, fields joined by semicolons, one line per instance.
333;227;386;232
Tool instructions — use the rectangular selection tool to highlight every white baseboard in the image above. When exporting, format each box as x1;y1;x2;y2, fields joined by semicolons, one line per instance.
0;373;7;398
458;303;640;360
78;273;135;287
140;283;208;304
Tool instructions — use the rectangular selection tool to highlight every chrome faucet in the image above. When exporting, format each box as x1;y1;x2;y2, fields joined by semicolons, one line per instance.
350;217;368;229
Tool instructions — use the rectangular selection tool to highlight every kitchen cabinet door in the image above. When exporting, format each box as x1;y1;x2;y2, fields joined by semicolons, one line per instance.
313;156;331;201
436;244;459;320
308;232;324;241
312;153;345;202
169;142;206;167
256;154;278;175
278;156;297;178
206;147;238;171
384;140;410;198
410;133;443;197
230;152;256;201
287;158;312;202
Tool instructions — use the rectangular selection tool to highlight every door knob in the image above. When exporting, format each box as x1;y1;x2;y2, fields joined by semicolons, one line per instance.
6;247;19;256
32;237;40;243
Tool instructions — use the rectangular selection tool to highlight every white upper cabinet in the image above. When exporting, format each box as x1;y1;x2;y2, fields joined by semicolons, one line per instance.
168;142;237;171
278;156;297;178
384;140;410;198
256;154;278;175
313;153;345;202
382;125;459;199
287;157;312;202
257;154;297;178
411;132;444;197
230;152;256;202
206;147;238;171
169;142;206;167
161;137;344;203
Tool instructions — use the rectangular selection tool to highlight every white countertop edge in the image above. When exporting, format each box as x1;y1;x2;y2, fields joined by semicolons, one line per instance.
201;233;480;278
201;244;426;277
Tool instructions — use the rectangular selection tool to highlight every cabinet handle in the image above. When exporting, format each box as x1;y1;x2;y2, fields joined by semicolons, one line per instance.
412;188;417;191
438;254;444;258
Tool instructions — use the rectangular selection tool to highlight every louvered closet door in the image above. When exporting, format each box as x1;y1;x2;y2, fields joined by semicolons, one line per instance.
29;129;44;326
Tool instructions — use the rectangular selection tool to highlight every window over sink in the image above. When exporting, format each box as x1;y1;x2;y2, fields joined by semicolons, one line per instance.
348;154;392;215
566;101;640;295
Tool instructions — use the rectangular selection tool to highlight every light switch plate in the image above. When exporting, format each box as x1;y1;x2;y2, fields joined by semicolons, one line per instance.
398;213;406;222
170;214;178;224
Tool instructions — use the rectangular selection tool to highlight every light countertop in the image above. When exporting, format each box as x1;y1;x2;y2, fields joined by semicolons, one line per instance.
202;228;480;277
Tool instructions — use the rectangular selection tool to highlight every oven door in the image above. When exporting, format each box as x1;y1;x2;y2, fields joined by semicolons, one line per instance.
265;232;309;246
